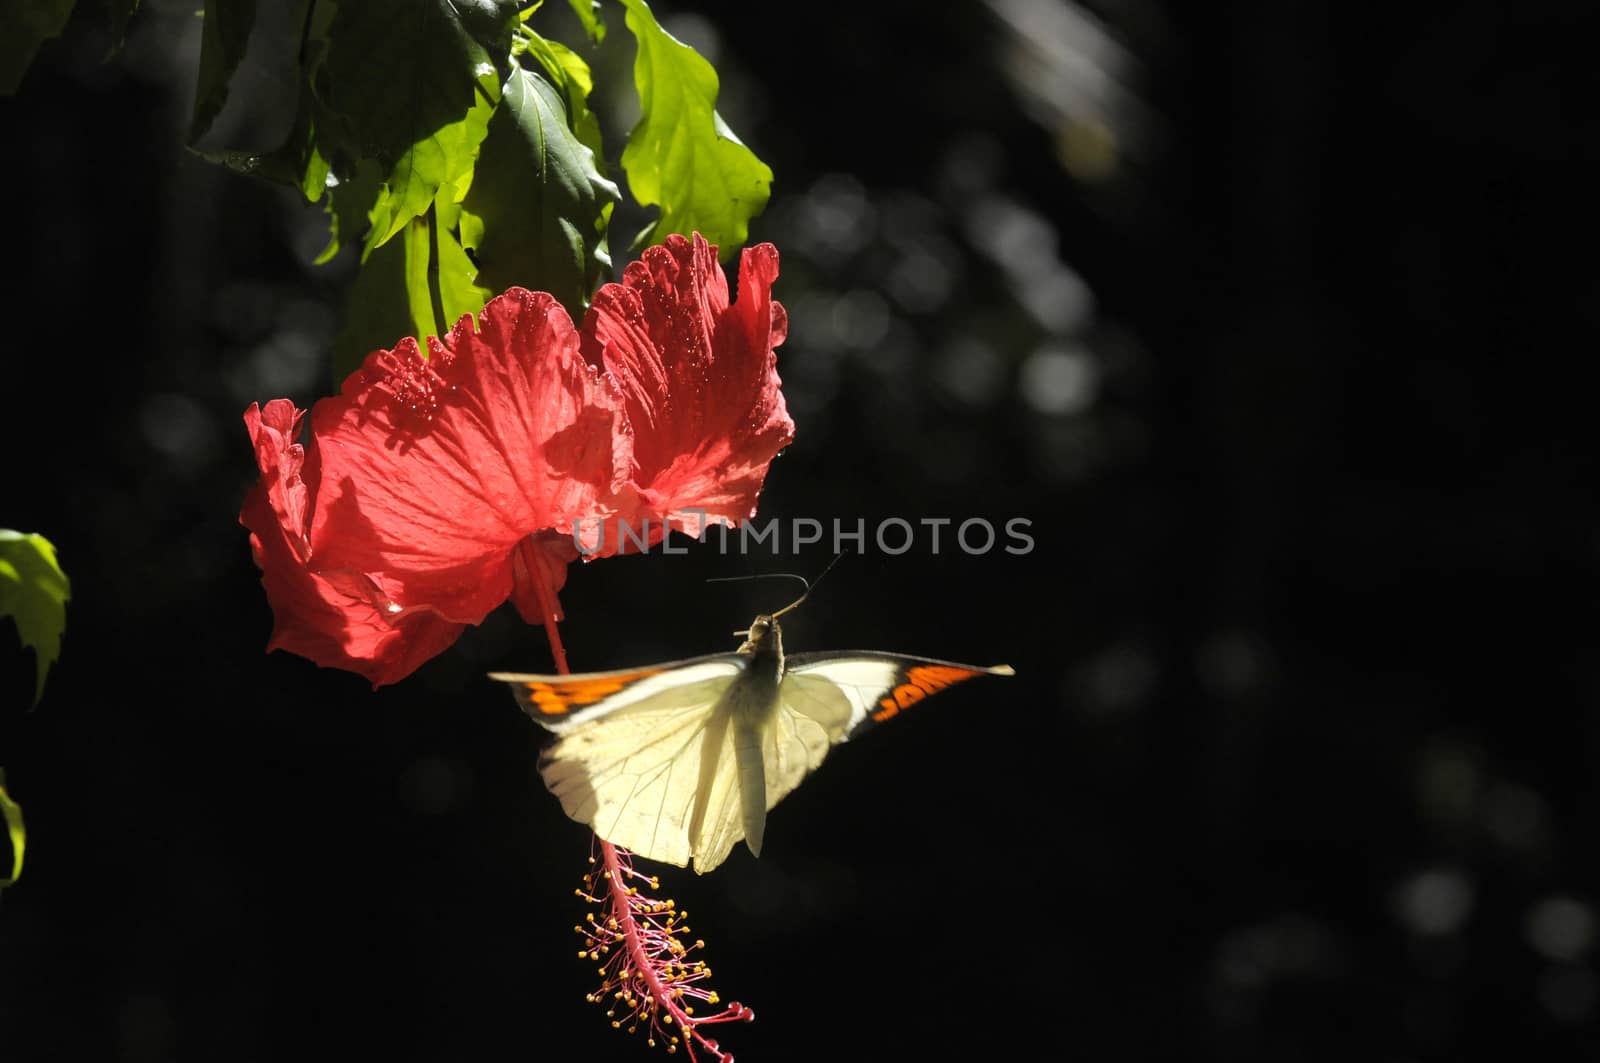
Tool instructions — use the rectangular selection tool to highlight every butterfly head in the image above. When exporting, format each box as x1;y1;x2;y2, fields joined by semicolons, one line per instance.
730;571;811;657
734;613;783;657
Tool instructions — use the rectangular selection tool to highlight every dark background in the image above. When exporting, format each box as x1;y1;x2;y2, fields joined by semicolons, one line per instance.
3;1;1597;1060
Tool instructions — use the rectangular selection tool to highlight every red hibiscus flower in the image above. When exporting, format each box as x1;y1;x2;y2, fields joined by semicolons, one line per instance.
240;234;792;687
585;233;790;545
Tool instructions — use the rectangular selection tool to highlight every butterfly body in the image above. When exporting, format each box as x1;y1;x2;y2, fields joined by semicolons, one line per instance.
723;617;783;857
492;611;1013;873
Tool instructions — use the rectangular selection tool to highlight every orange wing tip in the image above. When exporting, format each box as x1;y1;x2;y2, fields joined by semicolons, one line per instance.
871;662;1012;723
491;668;664;717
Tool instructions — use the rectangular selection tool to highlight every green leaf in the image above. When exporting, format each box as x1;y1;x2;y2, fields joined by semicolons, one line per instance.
461;65;618;318
319;0;519;167
190;0;257;143
363;69;498;257
186;4;335;207
332;203;491;385
0;770;22;888
0;0;77;96
192;87;330;202
0;530;70;706
313;1;518;256
564;0;605;44
318;157;385;265
415;202;492;339
332;226;413;384
302;137;332;204
618;0;771;259
518;28;604;161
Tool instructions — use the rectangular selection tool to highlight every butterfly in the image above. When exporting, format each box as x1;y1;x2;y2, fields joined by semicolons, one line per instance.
490;589;1014;874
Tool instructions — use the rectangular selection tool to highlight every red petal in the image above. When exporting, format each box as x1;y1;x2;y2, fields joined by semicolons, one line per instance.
241;239;795;687
244;398;312;560
308;289;626;626
240;402;465;686
581;234;794;551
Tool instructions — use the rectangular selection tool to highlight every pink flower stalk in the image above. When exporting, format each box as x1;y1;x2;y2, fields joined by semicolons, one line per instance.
242;235;787;1056
529;559;752;1061
577;842;755;1061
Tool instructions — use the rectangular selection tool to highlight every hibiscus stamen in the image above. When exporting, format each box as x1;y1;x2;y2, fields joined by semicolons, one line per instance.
362;343;457;430
524;539;751;1060
576;842;754;1061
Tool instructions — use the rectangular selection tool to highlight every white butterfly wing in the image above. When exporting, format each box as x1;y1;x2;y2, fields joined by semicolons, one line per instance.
784;652;1014;739
685;728;747;874
492;659;747;869
757;653;1014;820
762;672;859;812
493;649;1013;873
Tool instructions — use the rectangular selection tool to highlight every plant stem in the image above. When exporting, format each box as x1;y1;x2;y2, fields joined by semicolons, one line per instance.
524;541;748;1061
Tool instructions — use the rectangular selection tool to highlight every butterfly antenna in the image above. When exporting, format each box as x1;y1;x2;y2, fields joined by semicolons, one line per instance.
707;572;811;635
709;554;847;633
771;552;845;620
706;572;811;595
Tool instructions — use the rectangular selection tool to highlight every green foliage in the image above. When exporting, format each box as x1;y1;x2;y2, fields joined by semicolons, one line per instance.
317;0;520;164
317;0;517;256
319;158;383;265
0;530;71;706
193;85;330;203
360;69;498;257
519;26;605;160
2;1;144;95
0;0;77;96
462;66;619;318
619;0;772;259
181;0;770;384
565;0;606;44
7;0;779;379
333;203;492;384
0;769;22;887
190;0;255;142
